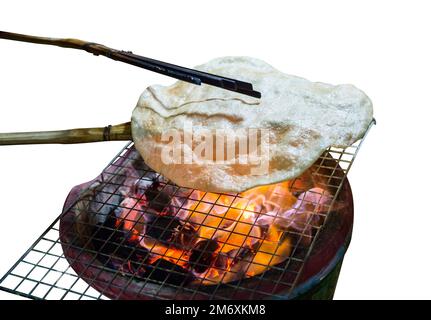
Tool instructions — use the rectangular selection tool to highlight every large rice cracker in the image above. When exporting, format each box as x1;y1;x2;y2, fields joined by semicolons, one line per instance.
132;57;373;193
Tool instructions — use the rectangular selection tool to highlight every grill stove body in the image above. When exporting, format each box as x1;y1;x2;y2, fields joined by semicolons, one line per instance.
0;120;373;300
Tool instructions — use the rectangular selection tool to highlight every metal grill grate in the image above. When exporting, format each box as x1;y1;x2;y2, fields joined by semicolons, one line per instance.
0;120;375;300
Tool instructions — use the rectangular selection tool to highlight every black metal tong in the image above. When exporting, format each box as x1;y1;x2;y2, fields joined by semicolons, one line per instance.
0;31;261;98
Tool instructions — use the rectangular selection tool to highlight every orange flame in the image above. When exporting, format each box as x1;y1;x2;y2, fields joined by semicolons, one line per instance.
116;177;330;284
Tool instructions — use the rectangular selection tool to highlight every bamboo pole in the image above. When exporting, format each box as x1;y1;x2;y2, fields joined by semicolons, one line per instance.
0;30;125;61
0;122;132;145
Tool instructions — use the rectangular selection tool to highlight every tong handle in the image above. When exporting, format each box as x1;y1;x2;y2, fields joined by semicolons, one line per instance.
0;31;261;98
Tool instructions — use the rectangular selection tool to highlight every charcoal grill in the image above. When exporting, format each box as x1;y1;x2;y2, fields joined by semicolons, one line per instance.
0;120;374;300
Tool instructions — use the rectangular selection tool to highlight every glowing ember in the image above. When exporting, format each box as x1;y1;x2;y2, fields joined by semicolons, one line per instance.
112;168;335;286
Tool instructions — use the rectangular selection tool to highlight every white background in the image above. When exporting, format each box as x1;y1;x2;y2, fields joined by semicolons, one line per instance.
0;0;430;300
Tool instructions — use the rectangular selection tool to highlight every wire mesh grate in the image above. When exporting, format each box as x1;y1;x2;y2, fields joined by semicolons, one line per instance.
0;120;374;300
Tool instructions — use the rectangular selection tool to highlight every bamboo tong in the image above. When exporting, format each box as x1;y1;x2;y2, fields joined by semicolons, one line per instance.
0;31;261;145
0;31;261;98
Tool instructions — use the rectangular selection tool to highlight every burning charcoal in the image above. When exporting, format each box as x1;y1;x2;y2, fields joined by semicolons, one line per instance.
90;205;150;268
144;259;193;286
189;239;219;273
120;244;150;275
131;156;148;172
170;222;199;249
91;208;126;265
116;241;148;261
213;252;229;271
274;187;332;234
143;178;160;199
145;215;182;243
91;188;124;224
152;192;174;212
144;179;172;212
231;246;254;265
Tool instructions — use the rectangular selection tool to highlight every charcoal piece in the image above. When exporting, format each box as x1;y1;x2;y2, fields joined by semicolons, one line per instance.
91;191;124;224
144;259;192;286
92;209;124;256
143;179;160;201
171;222;199;249
121;246;150;275
151;192;172;212
189;239;219;273
144;179;172;212
131;156;148;172
145;215;181;243
91;207;150;270
117;241;148;262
